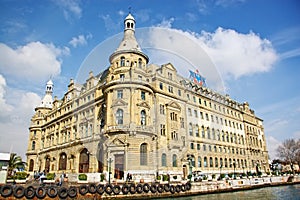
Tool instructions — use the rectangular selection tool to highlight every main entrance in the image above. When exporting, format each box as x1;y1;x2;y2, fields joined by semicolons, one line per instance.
114;154;124;180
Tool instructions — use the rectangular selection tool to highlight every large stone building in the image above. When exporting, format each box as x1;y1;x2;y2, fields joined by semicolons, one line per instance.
26;13;269;181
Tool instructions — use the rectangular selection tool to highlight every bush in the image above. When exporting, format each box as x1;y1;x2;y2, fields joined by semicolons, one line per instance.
156;175;161;180
162;174;169;181
187;174;192;180
100;173;105;182
46;173;55;180
78;174;87;181
16;172;28;180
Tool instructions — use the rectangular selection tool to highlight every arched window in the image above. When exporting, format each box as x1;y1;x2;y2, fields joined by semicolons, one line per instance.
141;110;146;125
204;157;208;167
215;157;218;168
79;148;89;173
31;141;36;150
224;158;228;168
116;109;123;125
127;22;130;28
162;153;167;166
172;154;177;167
138;58;142;68
59;152;67;170
29;159;34;171
140;143;147;165
195;125;199;137
207;128;211;139
210;157;213;167
220;158;223;167
197;156;202;167
120;57;125;66
189;123;193;136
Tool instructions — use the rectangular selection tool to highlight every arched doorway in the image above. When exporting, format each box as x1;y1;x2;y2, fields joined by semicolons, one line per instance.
114;154;124;180
79;148;89;173
183;165;187;179
29;159;34;171
59;152;67;170
45;156;50;173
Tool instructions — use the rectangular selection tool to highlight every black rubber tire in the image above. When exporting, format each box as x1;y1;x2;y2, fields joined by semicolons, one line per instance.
164;184;170;192
175;184;181;193
136;184;143;194
0;184;13;197
129;183;136;194
58;187;68;199
105;184;113;195
186;182;192;190
88;183;97;194
157;184;164;193
181;184;186;192
68;186;77;198
24;186;36;199
121;184;129;195
79;184;89;195
96;184;105;195
112;185;121;195
47;186;58;198
170;185;175;194
150;184;157;193
13;185;25;198
36;186;47;199
143;183;150;193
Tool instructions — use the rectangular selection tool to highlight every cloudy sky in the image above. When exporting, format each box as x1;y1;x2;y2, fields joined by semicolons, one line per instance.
0;0;299;160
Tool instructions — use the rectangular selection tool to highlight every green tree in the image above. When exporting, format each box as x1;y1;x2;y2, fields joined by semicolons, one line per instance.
8;153;27;177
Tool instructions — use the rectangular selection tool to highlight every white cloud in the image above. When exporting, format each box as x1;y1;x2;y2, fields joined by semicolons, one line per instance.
198;27;278;79
266;135;281;160
69;34;92;48
157;18;175;29
0;74;13;115
0;41;69;83
53;0;82;21
0;74;41;158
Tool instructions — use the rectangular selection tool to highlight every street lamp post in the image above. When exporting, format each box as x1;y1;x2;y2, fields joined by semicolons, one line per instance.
219;165;222;180
107;157;113;184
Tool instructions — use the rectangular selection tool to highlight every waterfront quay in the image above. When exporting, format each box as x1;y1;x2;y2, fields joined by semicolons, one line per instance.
0;175;299;199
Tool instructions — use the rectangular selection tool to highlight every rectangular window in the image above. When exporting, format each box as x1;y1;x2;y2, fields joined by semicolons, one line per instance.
199;98;201;104
197;143;200;150
168;86;173;93
200;112;203;119
190;143;194;149
117;90;123;99
188;108;192;116
178;89;181;96
141;91;145;100
168;72;173;80
194;110;198;118
193;96;196;103
160;104;165;114
160;124;166;136
180;117;184;128
159;82;163;90
120;74;125;81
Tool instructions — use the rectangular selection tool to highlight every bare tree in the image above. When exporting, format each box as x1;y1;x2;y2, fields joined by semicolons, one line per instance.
276;139;300;173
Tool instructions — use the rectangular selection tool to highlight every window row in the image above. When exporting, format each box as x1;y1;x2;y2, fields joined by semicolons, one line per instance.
188;109;243;130
189;156;247;169
189;142;246;155
188;124;245;145
116;109;146;125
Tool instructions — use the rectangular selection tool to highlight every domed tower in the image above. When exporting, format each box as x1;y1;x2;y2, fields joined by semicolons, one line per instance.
39;79;54;109
108;13;149;73
101;13;156;181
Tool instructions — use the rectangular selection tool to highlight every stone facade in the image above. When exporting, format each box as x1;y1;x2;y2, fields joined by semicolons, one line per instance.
26;13;269;181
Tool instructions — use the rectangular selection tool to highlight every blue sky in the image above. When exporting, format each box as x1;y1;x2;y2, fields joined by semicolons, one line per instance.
0;0;299;160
